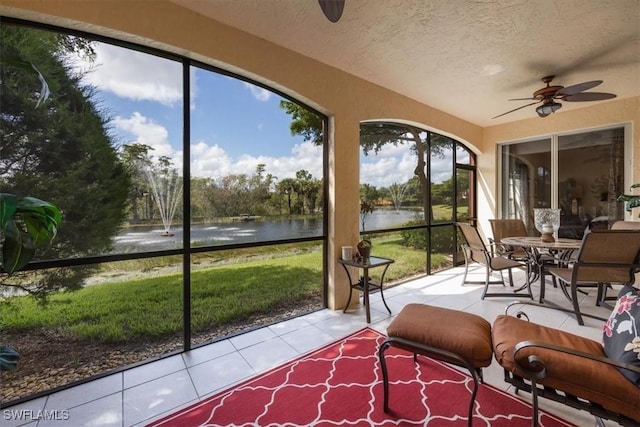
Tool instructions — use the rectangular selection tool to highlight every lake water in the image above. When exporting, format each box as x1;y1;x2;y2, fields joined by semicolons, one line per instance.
112;209;421;252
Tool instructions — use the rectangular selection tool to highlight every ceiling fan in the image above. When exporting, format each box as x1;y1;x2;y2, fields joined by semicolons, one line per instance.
318;0;345;23
492;75;616;119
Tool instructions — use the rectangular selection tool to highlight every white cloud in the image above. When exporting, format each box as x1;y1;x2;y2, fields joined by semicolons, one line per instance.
191;141;323;182
361;146;416;188
430;156;453;184
243;82;272;101
75;43;183;106
112;112;175;159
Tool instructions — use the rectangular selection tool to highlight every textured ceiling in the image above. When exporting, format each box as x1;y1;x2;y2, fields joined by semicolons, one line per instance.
171;0;640;127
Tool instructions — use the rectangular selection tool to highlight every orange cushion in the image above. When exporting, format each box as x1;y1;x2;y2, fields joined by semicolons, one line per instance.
492;315;640;422
387;303;493;368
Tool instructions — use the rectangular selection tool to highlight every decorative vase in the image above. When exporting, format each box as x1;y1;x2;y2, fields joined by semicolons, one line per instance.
534;208;561;243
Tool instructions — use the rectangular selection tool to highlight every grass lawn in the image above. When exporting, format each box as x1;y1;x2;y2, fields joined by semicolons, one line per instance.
1;233;442;344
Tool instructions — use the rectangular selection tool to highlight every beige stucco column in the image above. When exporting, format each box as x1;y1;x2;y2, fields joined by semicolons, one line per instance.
326;115;361;310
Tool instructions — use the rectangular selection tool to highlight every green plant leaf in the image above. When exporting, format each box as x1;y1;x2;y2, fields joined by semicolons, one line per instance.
17;197;62;246
0;193;18;230
2;221;36;274
618;183;640;217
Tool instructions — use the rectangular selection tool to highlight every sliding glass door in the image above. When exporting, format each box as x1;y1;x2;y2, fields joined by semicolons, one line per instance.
500;138;551;234
499;126;626;238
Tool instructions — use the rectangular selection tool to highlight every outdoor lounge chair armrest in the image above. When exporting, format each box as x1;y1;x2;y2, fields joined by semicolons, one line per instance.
488;238;512;256
513;339;640;380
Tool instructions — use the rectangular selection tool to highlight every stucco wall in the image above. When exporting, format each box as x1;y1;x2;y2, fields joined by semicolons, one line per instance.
1;0;637;310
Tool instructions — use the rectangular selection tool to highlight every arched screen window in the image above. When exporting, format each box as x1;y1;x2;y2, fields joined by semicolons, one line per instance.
358;122;476;273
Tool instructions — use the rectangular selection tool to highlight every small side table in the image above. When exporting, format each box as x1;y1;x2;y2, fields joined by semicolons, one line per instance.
338;256;394;323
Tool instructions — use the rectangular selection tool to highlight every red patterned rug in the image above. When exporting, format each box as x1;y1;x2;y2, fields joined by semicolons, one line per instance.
147;328;574;427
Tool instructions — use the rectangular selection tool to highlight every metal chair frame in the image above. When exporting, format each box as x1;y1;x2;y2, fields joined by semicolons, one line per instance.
457;222;533;300
378;336;484;427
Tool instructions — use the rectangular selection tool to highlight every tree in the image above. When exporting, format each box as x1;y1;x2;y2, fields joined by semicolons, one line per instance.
295;170;320;214
0;24;131;299
190;177;216;220
120;143;154;221
277;178;299;215
360;183;380;204
279;100;323;144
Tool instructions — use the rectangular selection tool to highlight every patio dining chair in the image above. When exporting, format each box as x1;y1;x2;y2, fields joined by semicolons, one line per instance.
488;219;529;259
545;229;640;325
456;222;532;300
490;218;564;290
488;218;543;282
594;220;640;308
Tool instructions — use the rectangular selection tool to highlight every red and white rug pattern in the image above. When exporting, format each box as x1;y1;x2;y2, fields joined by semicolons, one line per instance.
147;328;574;426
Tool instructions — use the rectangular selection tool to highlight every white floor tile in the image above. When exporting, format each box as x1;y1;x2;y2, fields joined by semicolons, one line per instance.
1;396;46;427
38;392;122;427
238;336;299;372
181;339;236;368
229;326;277;350
188;351;254;396
278;324;336;354
268;315;313;336
123;354;186;389
123;370;197;426
44;372;122;410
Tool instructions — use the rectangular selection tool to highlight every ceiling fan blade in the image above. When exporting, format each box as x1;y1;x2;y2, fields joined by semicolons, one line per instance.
318;0;345;23
556;80;602;96
563;92;617;102
492;101;540;119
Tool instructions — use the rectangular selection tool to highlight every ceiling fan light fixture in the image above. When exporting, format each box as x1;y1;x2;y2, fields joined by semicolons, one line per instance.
536;101;562;117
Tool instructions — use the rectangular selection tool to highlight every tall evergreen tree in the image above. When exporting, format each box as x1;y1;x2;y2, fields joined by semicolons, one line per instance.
0;24;131;298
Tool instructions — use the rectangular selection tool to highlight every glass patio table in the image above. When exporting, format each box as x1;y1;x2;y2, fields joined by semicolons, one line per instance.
338;256;394;323
501;236;582;303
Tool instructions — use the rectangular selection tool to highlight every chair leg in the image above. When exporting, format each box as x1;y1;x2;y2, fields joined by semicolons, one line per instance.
481;264;491;299
378;340;391;413
570;283;585;326
378;337;480;427
461;249;471;286
530;377;541;427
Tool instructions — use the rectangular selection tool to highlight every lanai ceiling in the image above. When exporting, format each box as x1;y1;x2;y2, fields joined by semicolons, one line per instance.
171;0;640;128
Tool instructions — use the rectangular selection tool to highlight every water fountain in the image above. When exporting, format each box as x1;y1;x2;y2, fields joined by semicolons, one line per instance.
389;182;411;210
144;166;183;236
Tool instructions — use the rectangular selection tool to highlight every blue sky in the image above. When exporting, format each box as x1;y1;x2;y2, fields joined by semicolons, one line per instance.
73;41;441;188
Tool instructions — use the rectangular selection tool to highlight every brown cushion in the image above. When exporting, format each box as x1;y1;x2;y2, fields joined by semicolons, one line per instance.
387;303;493;368
492;314;640;422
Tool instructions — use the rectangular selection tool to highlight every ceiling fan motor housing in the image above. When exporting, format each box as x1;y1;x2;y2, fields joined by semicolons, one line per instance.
533;85;563;99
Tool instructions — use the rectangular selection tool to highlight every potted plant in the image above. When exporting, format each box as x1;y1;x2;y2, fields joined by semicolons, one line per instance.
357;236;372;260
0;193;61;371
358;199;375;261
618;183;640;218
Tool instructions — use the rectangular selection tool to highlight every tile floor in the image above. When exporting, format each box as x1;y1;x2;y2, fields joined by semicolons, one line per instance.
3;264;618;426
